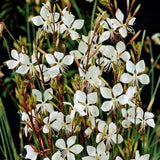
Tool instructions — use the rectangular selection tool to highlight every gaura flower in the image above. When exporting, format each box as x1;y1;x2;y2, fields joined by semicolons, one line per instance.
82;141;109;160
55;136;83;160
120;60;150;85
31;6;60;33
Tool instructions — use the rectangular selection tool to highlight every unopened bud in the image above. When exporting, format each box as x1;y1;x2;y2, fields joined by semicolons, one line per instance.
0;22;5;37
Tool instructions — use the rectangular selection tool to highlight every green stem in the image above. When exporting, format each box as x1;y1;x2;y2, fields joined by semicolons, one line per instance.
91;0;97;31
26;3;32;55
149;43;154;98
139;30;146;59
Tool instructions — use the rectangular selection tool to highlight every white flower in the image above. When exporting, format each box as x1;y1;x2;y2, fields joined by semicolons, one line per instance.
51;151;63;160
32;88;53;113
130;150;150;160
121;108;131;128
45;52;73;78
73;90;99;117
31;6;60;33
79;65;104;88
136;107;155;128
100;83;128;112
151;33;160;45
96;121;123;146
55;136;83;159
82;142;109;160
24;145;38;160
61;7;84;40
113;8;136;38
43;111;64;133
120;60;150;85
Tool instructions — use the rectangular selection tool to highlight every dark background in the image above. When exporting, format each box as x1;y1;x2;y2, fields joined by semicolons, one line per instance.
0;0;160;158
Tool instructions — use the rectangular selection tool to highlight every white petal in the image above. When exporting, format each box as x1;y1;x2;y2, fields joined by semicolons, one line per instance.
136;107;144;119
122;119;131;128
128;17;136;25
120;73;133;83
100;87;112;99
32;89;42;102
112;83;123;97
86;146;96;156
97;120;107;133
51;120;63;131
116;156;123;160
97;141;106;155
126;86;136;98
67;136;76;147
31;16;44;26
24;145;38;160
75;90;86;104
101;101;113;112
144;112;154;120
82;157;95;160
54;51;64;62
88;105;99;117
19;54;30;65
67;152;75;160
7;60;19;69
126;60;135;74
46;53;56;65
54;12;60;22
109;122;117;135
118;95;128;105
121;108;127;117
55;138;66;149
62;55;73;65
96;133;103;143
52;151;61;160
116;9;124;22
111;134;123;144
44;88;53;101
70;144;83;154
49;66;59;78
136;60;145;74
78;41;88;54
70;50;82;59
71;19;84;29
43;125;49;133
40;6;49;20
62;11;75;27
119;27;127;38
60;24;67;33
11;49;19;60
116;41;125;54
87;92;97;105
146;119;155;128
98;31;110;43
120;51;131;61
137;74;150;85
16;65;29;74
140;154;150;160
69;30;80;40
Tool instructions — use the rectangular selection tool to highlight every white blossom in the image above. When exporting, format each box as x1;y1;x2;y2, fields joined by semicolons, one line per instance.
31;6;60;33
130;150;150;160
55;136;83;159
100;83;128;112
120;60;150;85
82;142;109;160
32;88;53;113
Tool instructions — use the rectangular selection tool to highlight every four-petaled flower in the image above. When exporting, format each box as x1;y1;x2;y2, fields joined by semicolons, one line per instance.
120;60;150;85
55;136;83;160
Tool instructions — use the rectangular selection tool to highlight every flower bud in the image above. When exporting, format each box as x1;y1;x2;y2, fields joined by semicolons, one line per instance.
0;22;5;37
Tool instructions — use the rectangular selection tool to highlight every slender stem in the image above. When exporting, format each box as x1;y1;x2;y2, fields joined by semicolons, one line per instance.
26;3;32;55
139;30;146;60
149;42;154;98
2;37;11;59
91;0;97;31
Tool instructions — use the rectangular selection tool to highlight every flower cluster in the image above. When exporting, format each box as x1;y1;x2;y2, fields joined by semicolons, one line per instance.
5;0;154;160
